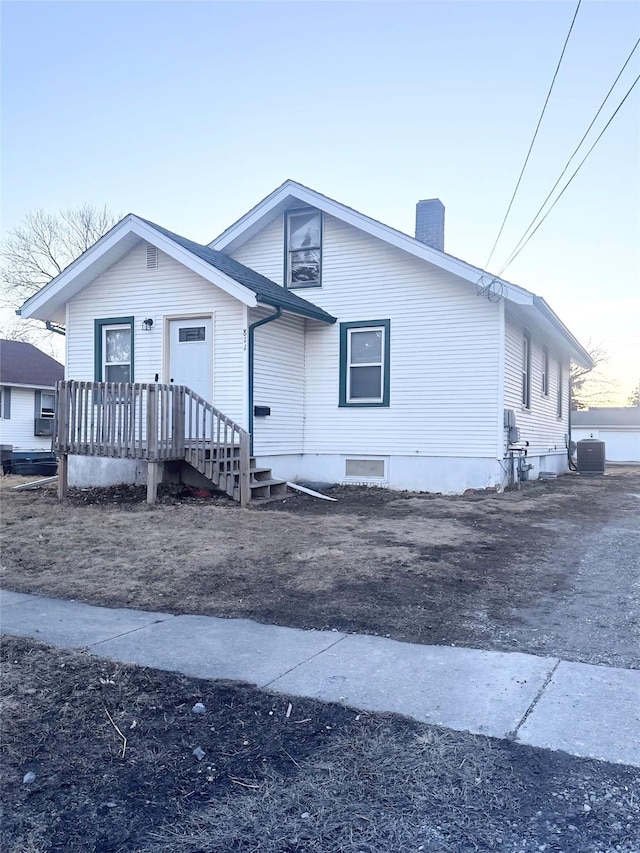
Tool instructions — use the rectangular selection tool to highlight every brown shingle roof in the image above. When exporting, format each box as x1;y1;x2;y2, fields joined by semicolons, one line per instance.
0;340;64;387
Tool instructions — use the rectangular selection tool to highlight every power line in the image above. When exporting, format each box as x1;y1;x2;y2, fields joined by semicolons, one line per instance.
497;73;640;274
497;37;640;276
484;0;583;269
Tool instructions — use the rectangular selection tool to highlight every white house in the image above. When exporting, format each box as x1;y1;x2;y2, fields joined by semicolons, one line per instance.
0;339;64;463
18;180;593;498
572;407;640;464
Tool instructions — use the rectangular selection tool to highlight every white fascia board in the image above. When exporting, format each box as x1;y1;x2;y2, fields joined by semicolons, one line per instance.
1;382;59;390
20;216;257;321
19;217;139;320
209;180;534;306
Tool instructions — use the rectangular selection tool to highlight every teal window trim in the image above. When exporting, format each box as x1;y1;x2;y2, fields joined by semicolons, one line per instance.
557;360;563;419
94;317;135;381
284;207;323;289
522;330;531;409
339;319;390;408
541;346;549;397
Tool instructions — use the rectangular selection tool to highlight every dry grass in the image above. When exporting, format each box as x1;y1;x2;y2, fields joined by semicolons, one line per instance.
2;471;640;667
2;637;639;853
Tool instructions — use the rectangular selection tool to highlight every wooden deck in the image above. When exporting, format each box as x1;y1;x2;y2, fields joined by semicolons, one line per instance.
54;381;251;505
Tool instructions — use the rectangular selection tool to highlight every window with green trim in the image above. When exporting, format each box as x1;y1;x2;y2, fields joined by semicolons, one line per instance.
339;320;390;407
522;331;531;409
542;346;549;396
95;317;134;382
557;360;563;418
285;208;322;288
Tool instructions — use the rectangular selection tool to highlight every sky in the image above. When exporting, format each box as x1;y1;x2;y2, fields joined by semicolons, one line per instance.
1;0;639;403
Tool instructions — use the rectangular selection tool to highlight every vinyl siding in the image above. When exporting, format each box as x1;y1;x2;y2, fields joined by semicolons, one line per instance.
233;213;502;458
251;308;305;455
233;216;285;285
504;306;570;455
66;241;247;426
0;386;54;451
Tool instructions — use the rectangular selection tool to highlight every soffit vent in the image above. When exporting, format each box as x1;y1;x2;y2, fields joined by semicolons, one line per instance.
146;245;158;270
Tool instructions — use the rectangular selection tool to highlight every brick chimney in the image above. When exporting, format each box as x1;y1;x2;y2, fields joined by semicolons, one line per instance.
415;199;445;251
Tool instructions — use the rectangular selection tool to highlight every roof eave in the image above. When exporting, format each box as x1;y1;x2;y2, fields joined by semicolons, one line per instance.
532;296;594;368
255;293;336;324
19;215;259;321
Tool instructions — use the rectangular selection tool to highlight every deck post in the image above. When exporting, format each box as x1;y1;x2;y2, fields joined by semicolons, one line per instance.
147;461;161;504
146;384;158;460
57;454;68;499
239;431;251;507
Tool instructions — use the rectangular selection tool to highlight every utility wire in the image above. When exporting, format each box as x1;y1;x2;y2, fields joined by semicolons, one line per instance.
484;0;582;269
497;38;640;276
497;73;640;274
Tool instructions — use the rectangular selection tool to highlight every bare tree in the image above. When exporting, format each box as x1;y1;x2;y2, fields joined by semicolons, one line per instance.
0;204;119;341
570;341;616;410
628;381;640;407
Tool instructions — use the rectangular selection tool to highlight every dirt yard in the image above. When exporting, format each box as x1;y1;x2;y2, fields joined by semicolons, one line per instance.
1;469;639;668
2;635;639;853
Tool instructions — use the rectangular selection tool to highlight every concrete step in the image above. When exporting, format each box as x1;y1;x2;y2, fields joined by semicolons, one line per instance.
249;478;288;500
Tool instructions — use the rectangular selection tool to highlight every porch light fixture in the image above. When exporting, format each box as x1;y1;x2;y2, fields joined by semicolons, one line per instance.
142;318;154;330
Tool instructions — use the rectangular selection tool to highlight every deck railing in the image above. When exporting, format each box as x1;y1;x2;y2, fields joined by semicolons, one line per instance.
54;380;250;505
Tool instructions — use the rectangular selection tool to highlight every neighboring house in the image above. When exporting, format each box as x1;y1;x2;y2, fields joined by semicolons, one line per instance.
0;339;64;455
572;407;640;463
18;180;593;497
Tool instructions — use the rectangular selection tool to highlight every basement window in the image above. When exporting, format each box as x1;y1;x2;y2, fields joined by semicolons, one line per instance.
345;458;386;480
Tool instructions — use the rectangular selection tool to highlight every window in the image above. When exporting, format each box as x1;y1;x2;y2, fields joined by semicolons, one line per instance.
179;326;206;342
34;390;55;435
339;320;390;407
345;458;386;480
94;317;134;382
557;360;563;418
285;208;322;288
0;386;10;420
40;392;55;418
542;346;549;396
522;331;531;408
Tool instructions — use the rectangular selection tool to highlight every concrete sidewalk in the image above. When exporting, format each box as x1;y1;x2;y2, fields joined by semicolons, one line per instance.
2;588;639;767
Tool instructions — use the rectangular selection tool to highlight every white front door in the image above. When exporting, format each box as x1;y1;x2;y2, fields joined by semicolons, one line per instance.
168;318;213;401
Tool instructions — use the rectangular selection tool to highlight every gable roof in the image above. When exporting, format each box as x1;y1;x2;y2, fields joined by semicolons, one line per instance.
572;407;640;428
137;218;335;324
0;340;64;387
18;215;335;326
210;179;593;368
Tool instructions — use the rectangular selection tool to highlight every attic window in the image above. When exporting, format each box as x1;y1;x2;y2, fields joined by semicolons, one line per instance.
146;245;158;270
285;209;322;288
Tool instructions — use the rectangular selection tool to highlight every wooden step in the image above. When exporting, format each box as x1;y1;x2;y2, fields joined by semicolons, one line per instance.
186;451;290;504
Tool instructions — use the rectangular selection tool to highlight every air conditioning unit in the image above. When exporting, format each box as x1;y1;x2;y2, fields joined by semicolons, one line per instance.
34;418;54;436
576;439;606;475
